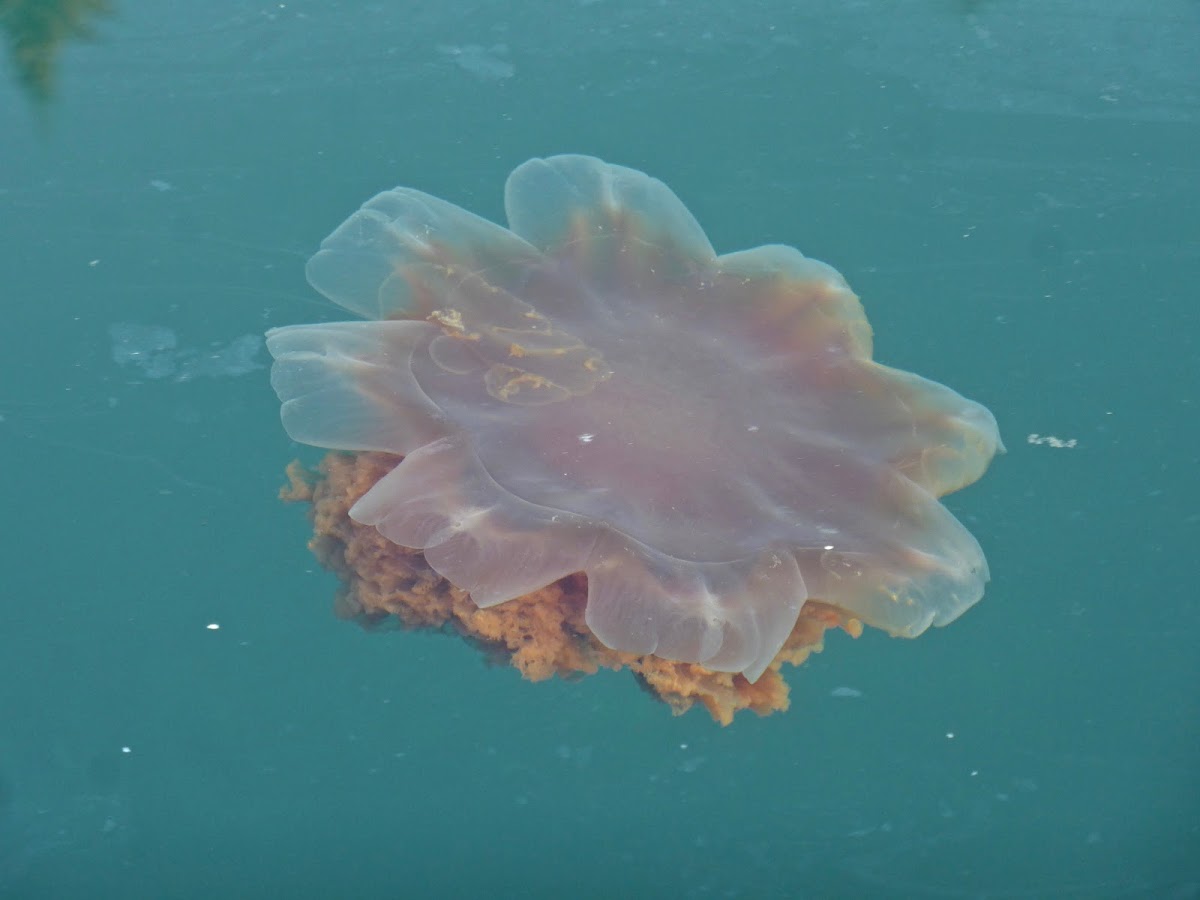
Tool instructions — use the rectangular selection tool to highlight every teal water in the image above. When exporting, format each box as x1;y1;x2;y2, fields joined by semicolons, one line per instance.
2;2;1197;897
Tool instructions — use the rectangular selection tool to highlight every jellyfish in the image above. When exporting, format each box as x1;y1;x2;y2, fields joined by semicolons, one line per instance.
268;155;1002;723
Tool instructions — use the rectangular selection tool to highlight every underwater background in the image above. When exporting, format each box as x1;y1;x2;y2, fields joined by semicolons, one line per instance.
1;1;1197;897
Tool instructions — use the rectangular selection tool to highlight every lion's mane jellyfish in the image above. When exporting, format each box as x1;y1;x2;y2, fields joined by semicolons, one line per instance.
268;155;1002;724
